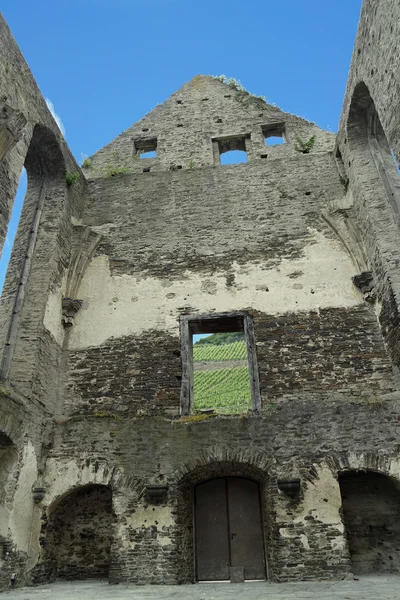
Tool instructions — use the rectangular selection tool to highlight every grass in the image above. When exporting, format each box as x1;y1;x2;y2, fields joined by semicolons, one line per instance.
193;365;251;414
193;340;247;361
193;340;251;414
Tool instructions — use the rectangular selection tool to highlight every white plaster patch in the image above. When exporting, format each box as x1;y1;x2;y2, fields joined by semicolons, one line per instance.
158;535;172;546
128;505;174;529
9;441;38;553
68;229;363;350
295;466;344;529
300;533;310;550
0;505;9;538
44;458;111;507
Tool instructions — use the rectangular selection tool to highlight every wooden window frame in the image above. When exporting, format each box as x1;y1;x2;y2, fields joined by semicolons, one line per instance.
179;311;261;415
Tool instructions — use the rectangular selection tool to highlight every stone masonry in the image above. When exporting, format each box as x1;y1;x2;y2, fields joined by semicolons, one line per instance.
1;0;400;591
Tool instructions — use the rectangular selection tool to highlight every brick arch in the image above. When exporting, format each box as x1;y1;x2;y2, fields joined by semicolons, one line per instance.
174;449;273;584
43;460;126;511
324;451;400;482
0;415;23;450
173;446;274;485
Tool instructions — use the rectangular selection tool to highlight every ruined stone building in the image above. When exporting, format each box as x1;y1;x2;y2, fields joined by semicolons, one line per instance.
0;0;400;590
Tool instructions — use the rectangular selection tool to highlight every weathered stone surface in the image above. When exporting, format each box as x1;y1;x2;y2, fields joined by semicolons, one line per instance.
1;0;400;592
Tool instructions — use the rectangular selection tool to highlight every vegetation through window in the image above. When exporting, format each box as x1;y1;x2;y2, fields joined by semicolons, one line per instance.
192;327;251;414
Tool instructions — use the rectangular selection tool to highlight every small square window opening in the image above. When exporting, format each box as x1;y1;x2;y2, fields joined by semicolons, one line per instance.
262;124;285;147
215;135;249;165
134;137;157;159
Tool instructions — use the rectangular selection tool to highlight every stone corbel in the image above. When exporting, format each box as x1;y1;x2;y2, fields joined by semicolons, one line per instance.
62;297;82;328
352;271;375;303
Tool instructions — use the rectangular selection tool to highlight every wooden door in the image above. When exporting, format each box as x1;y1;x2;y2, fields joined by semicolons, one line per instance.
195;477;265;581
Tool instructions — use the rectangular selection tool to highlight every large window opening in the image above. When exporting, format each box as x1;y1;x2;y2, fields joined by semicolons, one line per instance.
339;470;400;575
180;313;260;415
215;135;249;165
0;168;27;294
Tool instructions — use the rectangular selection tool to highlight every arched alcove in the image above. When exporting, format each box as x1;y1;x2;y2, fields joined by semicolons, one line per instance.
44;484;115;580
176;460;269;583
347;82;400;227
339;470;400;574
0;432;18;559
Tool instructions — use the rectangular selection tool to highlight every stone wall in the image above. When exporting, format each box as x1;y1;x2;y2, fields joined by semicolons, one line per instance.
35;391;400;584
86;75;334;177
0;15;88;590
1;0;400;590
337;0;400;380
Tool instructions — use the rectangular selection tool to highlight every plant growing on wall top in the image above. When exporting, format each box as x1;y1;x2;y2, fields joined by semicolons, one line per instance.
66;171;80;186
213;75;267;104
104;163;131;178
81;155;92;169
294;135;316;154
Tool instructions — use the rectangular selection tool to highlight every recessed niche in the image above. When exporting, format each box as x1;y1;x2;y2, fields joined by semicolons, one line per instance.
262;123;285;146
214;135;249;165
134;137;157;159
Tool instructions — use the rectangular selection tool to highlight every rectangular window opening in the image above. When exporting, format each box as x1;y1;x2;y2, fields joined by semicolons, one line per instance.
262;123;285;146
134;137;157;159
180;313;260;415
215;135;248;165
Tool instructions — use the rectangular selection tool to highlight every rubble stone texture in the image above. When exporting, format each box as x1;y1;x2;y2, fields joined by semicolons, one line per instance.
1;0;400;591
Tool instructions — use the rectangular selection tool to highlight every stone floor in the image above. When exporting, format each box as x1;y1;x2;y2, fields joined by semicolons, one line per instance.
2;577;400;600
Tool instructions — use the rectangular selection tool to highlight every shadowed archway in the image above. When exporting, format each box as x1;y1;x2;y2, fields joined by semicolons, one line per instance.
44;483;115;581
339;470;400;575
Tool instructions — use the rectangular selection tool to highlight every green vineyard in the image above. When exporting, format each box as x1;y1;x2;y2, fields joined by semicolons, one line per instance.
193;340;247;362
193;340;251;413
193;366;251;414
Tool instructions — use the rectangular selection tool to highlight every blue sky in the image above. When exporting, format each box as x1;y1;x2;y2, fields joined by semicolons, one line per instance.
0;0;363;291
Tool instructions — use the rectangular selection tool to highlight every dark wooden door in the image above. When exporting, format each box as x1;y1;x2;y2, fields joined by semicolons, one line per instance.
195;477;265;581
